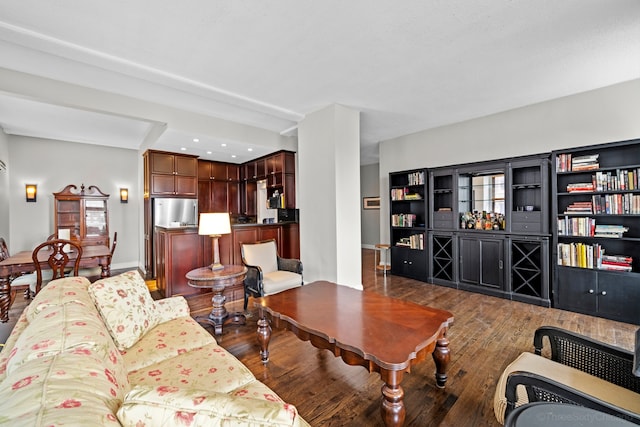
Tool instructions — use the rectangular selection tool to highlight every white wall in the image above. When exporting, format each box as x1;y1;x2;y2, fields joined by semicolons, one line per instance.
7;136;139;270
0;129;9;242
379;79;640;245
360;163;380;248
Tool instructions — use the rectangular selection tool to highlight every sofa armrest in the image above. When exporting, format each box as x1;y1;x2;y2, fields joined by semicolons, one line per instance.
504;371;640;424
153;296;190;324
533;326;639;392
278;257;303;275
117;385;304;427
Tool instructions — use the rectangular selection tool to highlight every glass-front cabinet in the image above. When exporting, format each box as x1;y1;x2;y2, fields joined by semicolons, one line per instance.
54;184;110;247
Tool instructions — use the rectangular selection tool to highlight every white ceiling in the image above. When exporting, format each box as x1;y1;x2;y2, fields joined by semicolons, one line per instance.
0;0;639;165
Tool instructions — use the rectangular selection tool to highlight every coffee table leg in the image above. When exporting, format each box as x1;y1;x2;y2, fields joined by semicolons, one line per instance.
432;331;451;388
380;370;405;427
257;316;271;364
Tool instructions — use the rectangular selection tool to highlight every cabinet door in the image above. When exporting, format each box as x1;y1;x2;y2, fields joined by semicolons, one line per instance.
555;267;597;313
175;156;197;176
211;162;227;180
480;238;503;288
234;228;260;264
211;181;228;212
198;181;211;213
228;182;240;215
256;158;267;179
597;271;640;324
459;237;480;284
151;174;176;195
150;152;175;175
175;176;197;196
260;226;282;250
227;164;239;181
197;161;212;180
460;236;504;289
244;181;257;215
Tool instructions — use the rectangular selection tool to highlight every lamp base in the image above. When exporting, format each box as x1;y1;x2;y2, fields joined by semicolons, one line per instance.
210;262;224;271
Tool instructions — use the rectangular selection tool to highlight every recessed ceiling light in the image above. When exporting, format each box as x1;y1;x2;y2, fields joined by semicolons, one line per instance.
193;138;199;143
248;148;253;152
231;155;237;158
180;147;187;151
221;143;227;147
207;151;212;154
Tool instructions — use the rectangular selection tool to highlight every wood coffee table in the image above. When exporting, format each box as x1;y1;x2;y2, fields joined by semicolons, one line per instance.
255;280;454;427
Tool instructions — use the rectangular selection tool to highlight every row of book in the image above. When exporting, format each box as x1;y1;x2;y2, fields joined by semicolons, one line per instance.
592;169;639;191
557;217;629;238
407;171;425;186
391;213;418;227
390;188;422;201
557;242;633;271
395;233;424;250
556;153;600;172
564;194;640;215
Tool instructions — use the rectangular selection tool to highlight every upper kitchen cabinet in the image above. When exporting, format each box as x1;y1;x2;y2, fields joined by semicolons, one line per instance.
198;160;241;215
144;150;198;197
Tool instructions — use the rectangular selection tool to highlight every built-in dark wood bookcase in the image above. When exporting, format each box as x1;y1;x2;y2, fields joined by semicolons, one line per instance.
392;155;551;307
389;169;428;281
552;138;640;324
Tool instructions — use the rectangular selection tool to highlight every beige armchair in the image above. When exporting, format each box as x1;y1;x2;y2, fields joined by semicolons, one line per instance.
240;239;303;310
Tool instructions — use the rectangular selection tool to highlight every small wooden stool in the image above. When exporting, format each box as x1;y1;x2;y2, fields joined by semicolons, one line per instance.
374;244;391;277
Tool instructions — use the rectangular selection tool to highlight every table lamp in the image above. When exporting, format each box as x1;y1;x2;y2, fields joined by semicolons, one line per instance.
198;212;231;271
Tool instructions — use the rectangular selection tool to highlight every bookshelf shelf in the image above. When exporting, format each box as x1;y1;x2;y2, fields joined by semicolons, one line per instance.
552;138;640;324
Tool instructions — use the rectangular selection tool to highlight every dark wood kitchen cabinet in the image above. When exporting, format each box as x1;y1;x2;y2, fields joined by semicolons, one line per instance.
198;160;240;215
144;150;198;197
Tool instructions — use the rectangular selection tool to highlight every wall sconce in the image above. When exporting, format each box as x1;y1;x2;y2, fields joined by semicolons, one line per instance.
25;184;37;202
120;188;129;203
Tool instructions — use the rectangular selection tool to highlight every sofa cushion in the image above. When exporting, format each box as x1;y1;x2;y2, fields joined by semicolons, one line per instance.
89;270;160;351
121;316;216;373
154;295;191;324
0;353;124;426
128;342;257;394
6;302;127;390
263;270;302;295
25;276;93;321
117;384;305;427
494;352;640;424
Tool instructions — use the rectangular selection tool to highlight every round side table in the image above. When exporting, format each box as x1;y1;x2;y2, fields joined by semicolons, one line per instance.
186;265;247;335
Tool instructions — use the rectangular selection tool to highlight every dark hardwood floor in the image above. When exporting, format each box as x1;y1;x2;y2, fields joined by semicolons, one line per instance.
2;250;637;426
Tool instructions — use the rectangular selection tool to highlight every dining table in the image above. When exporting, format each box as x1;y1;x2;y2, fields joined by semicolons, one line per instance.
0;244;112;322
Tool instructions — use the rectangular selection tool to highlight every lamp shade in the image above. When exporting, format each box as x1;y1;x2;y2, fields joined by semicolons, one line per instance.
198;212;231;236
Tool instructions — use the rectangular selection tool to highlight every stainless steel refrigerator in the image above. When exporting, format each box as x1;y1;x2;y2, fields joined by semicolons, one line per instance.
151;198;198;276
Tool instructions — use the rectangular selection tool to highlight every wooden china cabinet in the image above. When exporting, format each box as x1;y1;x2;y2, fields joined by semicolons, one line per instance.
53;184;110;247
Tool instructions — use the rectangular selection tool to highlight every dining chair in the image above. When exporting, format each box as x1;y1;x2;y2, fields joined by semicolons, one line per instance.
31;238;83;295
76;232;117;280
0;237;39;300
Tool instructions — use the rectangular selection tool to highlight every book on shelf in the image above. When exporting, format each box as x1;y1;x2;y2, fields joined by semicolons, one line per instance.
557;216;595;237
564;201;593;214
391;213;417;227
571;154;600;171
557;242;633;272
407;171;425;186
391;187;422;201
592;193;640;214
593;224;628;238
593;169;640;191
395;233;424;250
566;182;595;192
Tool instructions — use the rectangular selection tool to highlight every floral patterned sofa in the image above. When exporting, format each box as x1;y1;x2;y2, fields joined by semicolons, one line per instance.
0;271;309;426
